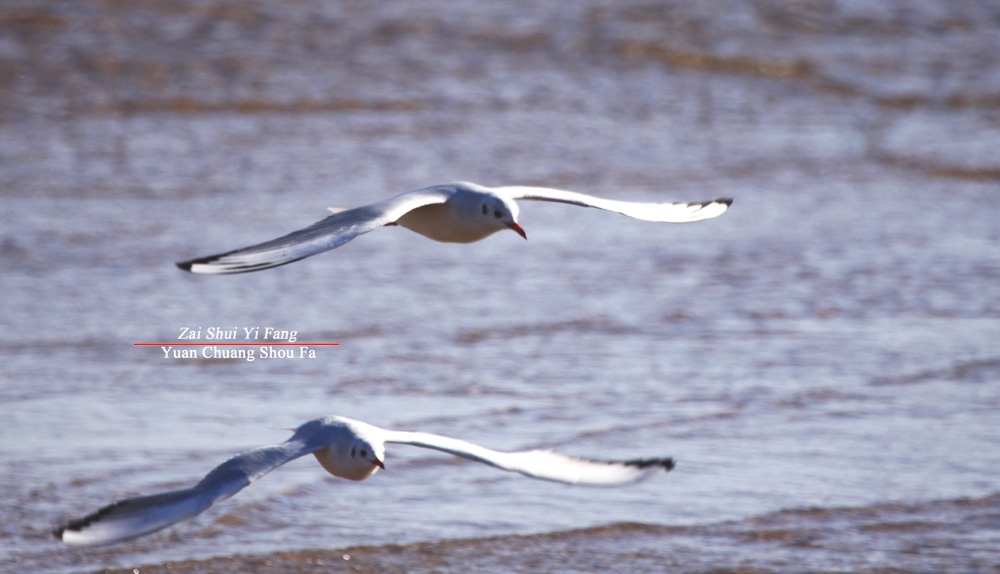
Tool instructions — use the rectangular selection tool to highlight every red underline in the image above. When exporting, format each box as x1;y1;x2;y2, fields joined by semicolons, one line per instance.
135;342;340;346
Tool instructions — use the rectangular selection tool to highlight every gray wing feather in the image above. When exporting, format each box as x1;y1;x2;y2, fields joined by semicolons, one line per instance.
385;431;674;487
55;439;318;545
177;189;451;274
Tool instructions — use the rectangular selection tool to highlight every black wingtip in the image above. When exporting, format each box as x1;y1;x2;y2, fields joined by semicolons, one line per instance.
625;457;676;471
176;253;223;272
690;198;732;209
53;497;131;542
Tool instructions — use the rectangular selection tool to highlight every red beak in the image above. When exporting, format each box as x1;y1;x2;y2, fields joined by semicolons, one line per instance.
507;222;527;240
373;458;385;470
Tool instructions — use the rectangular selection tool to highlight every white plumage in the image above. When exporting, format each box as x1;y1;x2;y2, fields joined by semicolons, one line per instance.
176;181;732;274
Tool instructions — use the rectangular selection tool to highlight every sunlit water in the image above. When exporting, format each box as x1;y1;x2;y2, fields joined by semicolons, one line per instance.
1;1;999;572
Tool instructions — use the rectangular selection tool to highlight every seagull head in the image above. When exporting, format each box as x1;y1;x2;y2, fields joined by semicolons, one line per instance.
350;438;385;472
479;195;526;240
313;434;385;481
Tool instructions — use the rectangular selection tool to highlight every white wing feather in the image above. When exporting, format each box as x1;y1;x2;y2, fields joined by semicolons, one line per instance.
176;188;451;274
497;186;732;223
385;430;674;487
55;440;318;545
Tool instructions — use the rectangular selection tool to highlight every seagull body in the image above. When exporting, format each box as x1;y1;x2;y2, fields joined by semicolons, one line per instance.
55;415;675;545
176;182;732;274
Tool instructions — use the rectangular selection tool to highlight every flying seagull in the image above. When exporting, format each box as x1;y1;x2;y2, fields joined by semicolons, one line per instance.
54;415;675;545
176;181;733;274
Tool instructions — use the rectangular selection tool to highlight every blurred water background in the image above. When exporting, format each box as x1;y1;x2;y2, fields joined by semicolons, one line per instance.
1;1;999;572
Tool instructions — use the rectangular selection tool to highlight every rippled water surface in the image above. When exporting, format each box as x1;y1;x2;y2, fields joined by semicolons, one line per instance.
1;1;999;573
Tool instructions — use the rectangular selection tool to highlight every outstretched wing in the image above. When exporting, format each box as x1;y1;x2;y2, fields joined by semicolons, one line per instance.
176;188;452;274
55;439;319;545
498;186;732;223
385;431;674;487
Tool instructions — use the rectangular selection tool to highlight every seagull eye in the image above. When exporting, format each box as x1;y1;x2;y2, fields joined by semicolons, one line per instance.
482;205;488;215
360;449;368;458
494;209;502;219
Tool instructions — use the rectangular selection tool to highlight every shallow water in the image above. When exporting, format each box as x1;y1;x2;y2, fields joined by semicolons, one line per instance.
74;493;1000;574
1;1;999;573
